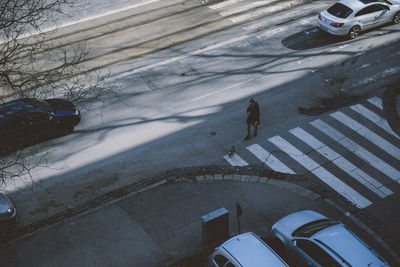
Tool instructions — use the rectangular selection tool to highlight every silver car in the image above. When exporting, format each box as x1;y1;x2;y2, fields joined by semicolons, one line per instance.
209;232;288;267
271;210;389;267
0;193;17;226
317;0;400;39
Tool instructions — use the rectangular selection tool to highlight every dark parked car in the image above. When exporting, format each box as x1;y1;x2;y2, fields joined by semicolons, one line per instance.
0;98;81;155
0;192;16;227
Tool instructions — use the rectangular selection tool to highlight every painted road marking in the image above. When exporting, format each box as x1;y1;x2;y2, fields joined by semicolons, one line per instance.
351;103;400;139
191;77;256;102
311;119;400;184
229;1;298;24
114;34;250;78
223;153;248;166
216;0;277;17
243;5;324;31
246;144;295;174
290;127;393;198
268;135;372;208
331;111;400;161
22;0;163;38
367;97;383;110
208;0;246;10
352;66;400;88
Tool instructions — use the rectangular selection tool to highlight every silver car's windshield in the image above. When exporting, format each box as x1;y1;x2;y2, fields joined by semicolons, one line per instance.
293;219;339;238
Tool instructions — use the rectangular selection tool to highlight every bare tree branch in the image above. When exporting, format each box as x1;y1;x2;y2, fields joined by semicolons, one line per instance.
0;0;117;187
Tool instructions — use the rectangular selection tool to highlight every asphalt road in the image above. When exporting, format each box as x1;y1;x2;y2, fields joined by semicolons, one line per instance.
2;0;400;262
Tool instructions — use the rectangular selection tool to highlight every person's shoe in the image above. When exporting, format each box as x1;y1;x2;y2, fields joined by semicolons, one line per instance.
244;135;250;140
253;131;257;137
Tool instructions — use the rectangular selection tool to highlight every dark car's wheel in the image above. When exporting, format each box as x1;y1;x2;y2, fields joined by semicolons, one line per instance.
59;125;74;135
348;25;361;39
393;12;400;24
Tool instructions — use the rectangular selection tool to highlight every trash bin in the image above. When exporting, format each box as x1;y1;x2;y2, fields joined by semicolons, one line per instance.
202;207;229;245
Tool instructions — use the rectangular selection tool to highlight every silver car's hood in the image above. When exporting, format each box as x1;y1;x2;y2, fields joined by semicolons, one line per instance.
314;224;388;266
272;210;327;237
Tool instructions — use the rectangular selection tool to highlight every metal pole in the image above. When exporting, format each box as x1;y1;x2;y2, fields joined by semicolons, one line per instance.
236;203;242;234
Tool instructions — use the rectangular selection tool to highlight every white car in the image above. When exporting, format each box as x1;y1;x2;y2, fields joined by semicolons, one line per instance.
317;0;400;39
209;232;288;267
271;210;389;267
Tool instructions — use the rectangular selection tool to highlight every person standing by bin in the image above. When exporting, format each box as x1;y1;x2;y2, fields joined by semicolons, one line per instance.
245;98;260;140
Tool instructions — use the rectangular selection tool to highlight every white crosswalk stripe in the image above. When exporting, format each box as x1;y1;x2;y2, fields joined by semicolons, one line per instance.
268;135;372;208
223;97;399;209
311;119;400;184
246;144;295;174
367;96;383;109
350;104;400;139
331;111;400;160
223;154;248;166
290;127;393;198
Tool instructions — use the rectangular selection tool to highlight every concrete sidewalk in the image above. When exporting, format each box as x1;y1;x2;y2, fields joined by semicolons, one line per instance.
0;177;351;267
0;170;396;267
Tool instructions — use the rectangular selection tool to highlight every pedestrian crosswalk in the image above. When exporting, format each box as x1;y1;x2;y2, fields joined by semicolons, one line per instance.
350;104;400;139
247;144;295;174
223;97;400;209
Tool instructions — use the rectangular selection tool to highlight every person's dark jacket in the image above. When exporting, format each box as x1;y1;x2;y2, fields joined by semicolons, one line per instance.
247;101;260;125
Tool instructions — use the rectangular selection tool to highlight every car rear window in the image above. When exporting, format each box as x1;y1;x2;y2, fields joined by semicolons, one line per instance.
327;3;353;18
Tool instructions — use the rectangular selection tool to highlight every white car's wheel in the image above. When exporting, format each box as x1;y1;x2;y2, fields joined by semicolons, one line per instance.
348;25;361;39
394;12;400;24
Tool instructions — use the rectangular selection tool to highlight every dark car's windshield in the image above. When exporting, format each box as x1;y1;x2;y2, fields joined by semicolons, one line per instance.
327;3;353;18
293;219;339;238
27;99;53;113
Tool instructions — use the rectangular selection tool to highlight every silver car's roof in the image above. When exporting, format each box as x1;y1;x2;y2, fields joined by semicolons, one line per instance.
220;232;288;267
313;224;387;266
339;0;367;11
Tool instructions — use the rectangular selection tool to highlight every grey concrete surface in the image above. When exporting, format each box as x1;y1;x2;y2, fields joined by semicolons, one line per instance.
0;181;346;267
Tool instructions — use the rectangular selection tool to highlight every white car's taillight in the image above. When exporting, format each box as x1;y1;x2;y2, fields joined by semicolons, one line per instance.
330;22;344;27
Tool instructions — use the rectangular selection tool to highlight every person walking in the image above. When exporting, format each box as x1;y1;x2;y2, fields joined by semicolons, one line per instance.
245;98;260;140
